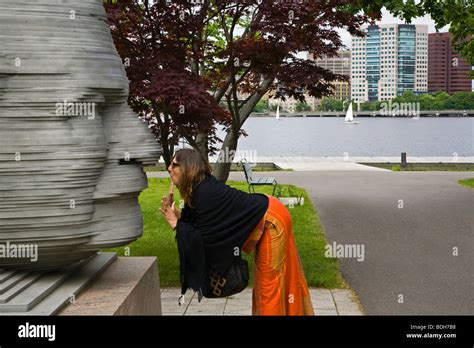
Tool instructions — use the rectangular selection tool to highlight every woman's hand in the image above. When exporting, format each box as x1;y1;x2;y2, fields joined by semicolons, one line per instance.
173;202;182;220
171;201;181;220
159;197;180;230
161;195;181;219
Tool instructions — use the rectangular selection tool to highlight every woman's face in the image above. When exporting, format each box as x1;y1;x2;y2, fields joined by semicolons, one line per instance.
168;156;183;187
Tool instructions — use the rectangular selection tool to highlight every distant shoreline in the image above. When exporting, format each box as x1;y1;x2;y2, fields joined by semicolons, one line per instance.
252;109;474;118
250;112;474;118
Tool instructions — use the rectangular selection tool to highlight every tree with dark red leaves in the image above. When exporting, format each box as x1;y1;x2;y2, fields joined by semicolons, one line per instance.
104;0;371;180
105;0;231;168
105;0;472;182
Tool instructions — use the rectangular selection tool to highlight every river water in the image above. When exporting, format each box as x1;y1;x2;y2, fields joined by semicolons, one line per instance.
216;117;474;157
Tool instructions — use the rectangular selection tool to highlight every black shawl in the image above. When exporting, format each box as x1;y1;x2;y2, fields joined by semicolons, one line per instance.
175;174;269;300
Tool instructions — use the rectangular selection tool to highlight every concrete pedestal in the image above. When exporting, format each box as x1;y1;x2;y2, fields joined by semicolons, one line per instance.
1;252;118;315
59;257;161;315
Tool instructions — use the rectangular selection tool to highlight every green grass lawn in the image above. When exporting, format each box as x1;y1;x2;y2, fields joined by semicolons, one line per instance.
459;178;474;189
103;178;343;289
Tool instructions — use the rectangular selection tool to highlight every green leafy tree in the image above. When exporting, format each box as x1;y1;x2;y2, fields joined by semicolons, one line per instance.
418;94;435;110
360;101;377;111
252;99;269;113
432;91;450;109
448;92;474;109
295;102;312;112
319;97;344;111
393;90;418;105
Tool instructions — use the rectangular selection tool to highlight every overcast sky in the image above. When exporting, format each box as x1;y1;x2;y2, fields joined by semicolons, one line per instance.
312;9;473;90
298;9;449;58
337;9;450;49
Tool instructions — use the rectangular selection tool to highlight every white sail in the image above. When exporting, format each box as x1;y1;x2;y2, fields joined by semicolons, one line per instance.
344;102;353;122
276;105;280;120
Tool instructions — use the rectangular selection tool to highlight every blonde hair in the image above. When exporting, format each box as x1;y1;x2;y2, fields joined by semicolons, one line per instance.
173;148;212;208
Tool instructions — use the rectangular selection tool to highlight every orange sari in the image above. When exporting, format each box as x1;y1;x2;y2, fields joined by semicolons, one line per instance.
243;195;314;316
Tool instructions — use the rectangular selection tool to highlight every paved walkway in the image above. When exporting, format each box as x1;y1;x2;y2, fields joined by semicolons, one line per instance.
226;171;474;315
258;156;474;171
248;156;474;164
160;288;363;316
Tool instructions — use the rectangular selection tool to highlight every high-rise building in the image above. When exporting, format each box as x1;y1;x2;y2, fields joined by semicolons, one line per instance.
351;24;428;103
428;32;472;94
308;50;351;100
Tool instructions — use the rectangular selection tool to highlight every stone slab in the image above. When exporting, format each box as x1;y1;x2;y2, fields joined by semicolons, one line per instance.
160;287;364;316
0;252;117;315
59;256;161;315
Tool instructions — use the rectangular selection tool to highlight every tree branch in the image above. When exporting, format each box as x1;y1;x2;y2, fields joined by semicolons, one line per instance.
177;124;200;150
238;73;276;127
213;76;232;102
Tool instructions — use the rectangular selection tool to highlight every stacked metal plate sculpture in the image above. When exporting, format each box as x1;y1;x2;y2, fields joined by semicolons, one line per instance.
0;0;161;314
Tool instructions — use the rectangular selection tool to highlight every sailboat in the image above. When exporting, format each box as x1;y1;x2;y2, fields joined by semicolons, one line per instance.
344;102;359;124
275;104;281;121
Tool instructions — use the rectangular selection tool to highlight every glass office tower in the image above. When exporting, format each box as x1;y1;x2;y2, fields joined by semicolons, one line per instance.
351;24;428;102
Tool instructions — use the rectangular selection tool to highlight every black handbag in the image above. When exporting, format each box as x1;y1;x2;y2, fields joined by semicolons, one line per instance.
203;256;249;298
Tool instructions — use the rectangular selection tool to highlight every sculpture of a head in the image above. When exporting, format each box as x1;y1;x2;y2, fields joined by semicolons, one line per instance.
0;0;161;270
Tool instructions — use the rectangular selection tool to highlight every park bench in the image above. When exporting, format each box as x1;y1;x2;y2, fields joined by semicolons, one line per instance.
239;158;278;196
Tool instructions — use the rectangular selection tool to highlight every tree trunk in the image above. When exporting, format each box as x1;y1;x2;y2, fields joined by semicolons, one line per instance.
194;132;209;163
213;128;238;183
159;131;172;168
213;74;277;183
161;146;172;168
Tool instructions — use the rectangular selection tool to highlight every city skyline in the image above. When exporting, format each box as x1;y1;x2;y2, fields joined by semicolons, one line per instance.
351;24;429;103
337;9;450;49
337;9;473;91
